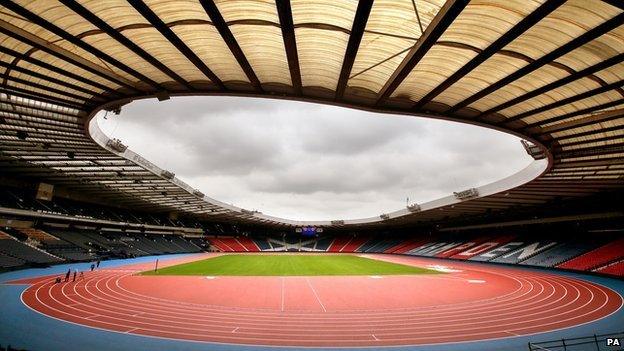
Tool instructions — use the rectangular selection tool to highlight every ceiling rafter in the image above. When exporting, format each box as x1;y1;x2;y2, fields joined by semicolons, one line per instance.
504;79;624;124
199;0;263;93
375;0;469;106
479;53;624;119
275;0;302;95
3;75;97;103
334;0;374;100
2;85;88;110
2;1;162;91
127;0;226;90
58;0;194;91
447;13;624;114
536;108;624;135
0;46;122;97
412;0;565;110
0;24;140;94
0;60;105;98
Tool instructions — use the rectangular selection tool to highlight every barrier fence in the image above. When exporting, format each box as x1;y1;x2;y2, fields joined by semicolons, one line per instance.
528;331;624;351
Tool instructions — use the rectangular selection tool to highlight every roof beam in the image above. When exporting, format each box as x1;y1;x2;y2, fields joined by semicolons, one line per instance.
447;13;624;114
412;0;565;110
375;0;469;106
0;22;140;94
58;0;194;91
557;142;624;159
1;86;87;110
0;55;111;98
504;78;624;124
555;124;624;141
0;47;121;97
536;108;624;135
480;53;624;118
199;0;263;93
522;98;624;129
602;0;624;10
275;0;302;95
3;75;97;104
334;0;374;100
127;0;226;90
2;1;162;91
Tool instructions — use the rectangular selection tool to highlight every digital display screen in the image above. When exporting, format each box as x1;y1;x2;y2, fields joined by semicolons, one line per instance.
301;227;316;236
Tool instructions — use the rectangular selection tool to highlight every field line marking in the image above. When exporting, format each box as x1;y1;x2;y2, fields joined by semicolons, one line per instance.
124;327;139;334
232;327;239;333
372;334;380;341
305;277;327;312
281;277;285;312
504;330;520;336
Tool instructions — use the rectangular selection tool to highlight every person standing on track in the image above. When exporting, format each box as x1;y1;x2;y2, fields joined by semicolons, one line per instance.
90;263;95;272
96;260;100;268
72;270;77;282
79;271;84;280
64;269;71;282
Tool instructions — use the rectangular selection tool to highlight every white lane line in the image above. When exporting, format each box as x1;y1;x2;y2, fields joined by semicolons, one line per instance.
84;314;101;320
281;277;285;312
372;334;380;341
305;277;327;312
232;327;239;333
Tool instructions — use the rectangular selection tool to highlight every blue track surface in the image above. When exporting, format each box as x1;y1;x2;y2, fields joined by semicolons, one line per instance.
1;254;623;351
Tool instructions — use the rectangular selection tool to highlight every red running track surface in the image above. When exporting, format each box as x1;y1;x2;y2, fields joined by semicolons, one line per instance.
15;253;623;347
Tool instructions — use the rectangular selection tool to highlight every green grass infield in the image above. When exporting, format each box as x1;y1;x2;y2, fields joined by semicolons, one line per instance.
141;254;440;276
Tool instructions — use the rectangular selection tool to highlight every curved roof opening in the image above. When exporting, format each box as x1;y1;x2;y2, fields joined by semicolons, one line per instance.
94;96;533;221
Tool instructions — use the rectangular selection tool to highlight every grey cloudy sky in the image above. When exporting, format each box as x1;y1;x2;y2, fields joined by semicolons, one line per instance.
96;96;532;221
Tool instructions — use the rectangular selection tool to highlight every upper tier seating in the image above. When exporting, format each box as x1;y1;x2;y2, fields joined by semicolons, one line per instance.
557;238;624;271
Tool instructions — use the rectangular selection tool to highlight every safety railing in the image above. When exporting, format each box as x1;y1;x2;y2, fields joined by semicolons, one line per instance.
528;331;624;351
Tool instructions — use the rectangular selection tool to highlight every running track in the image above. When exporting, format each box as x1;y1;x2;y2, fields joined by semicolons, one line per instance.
3;253;623;349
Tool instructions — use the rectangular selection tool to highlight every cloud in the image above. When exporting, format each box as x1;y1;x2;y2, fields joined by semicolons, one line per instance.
96;96;533;220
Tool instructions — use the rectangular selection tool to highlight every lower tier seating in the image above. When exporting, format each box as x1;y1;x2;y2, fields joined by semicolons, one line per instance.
558;238;624;271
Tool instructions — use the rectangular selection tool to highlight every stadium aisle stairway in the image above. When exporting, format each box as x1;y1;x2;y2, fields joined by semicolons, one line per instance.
520;241;604;267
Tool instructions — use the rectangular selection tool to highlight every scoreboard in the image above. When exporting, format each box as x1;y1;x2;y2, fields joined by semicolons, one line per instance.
295;227;324;236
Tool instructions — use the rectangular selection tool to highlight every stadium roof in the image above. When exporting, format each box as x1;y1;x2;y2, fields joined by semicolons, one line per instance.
0;0;622;228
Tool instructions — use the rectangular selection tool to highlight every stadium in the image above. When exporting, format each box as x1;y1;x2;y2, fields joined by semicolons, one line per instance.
0;0;623;350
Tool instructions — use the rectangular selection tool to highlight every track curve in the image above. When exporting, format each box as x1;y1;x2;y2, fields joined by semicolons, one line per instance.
18;254;623;347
